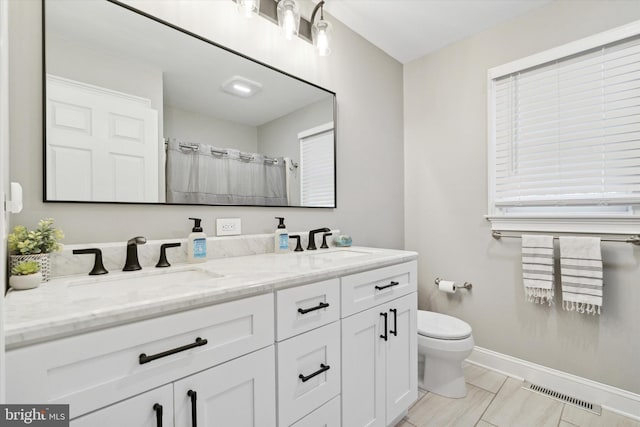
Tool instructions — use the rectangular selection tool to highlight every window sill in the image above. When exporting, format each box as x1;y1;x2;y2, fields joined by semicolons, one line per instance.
485;215;640;235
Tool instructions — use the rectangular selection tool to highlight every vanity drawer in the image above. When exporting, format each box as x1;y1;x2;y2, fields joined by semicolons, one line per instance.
276;278;340;341
290;395;340;427
277;322;341;427
341;261;417;317
6;292;274;419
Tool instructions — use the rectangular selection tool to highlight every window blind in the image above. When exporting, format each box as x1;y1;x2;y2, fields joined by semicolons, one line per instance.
492;35;640;208
300;129;335;207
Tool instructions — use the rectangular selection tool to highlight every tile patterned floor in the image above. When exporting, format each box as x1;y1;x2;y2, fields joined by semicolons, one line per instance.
398;363;640;427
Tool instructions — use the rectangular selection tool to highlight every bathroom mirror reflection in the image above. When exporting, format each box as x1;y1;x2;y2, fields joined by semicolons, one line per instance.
43;0;336;207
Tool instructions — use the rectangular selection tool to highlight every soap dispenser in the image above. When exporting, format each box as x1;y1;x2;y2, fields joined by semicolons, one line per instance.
274;217;289;253
187;217;207;263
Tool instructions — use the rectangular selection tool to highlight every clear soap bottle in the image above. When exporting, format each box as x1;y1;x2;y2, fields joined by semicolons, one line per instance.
274;217;289;253
187;217;207;263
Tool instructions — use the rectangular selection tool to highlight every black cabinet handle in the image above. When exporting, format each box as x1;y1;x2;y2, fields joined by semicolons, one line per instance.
298;302;330;315
139;337;208;365
380;312;388;341
187;390;197;427
153;403;163;427
375;281;400;291
298;364;331;382
390;308;398;336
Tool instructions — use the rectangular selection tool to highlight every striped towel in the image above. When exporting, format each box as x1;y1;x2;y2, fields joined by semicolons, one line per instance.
559;237;603;315
522;235;555;305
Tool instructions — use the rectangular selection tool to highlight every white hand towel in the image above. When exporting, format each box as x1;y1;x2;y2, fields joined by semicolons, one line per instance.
522;234;555;305
559;236;603;315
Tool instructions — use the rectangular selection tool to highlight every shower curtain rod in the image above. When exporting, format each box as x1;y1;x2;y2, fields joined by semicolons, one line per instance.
491;230;640;245
166;138;281;165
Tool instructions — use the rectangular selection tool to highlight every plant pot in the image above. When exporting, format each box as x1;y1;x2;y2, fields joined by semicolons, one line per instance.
10;253;51;282
9;272;43;290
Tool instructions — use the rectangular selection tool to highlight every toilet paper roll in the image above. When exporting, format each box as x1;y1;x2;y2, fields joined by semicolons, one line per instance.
438;280;457;294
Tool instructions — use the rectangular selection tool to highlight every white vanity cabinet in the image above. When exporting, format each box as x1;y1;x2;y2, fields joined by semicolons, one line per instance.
276;279;342;426
6;254;419;427
341;262;418;427
6;293;275;423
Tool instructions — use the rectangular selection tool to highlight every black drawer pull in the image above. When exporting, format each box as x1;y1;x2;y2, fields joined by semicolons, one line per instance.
298;302;330;315
188;390;197;427
139;337;208;365
298;364;331;382
390;308;398;336
375;281;400;291
380;312;388;341
153;403;163;427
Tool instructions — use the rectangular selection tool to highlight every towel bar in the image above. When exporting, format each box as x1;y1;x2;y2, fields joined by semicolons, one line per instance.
492;231;640;245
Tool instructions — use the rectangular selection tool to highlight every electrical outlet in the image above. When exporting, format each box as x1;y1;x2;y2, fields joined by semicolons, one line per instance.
216;218;242;236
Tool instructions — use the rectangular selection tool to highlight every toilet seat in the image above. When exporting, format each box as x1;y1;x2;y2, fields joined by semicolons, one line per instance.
417;311;472;340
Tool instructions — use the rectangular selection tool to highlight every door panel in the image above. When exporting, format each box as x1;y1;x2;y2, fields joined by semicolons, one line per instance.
174;346;276;427
341;307;385;427
385;294;417;424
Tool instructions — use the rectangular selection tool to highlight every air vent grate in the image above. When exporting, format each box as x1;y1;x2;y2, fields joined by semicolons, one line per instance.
523;381;602;415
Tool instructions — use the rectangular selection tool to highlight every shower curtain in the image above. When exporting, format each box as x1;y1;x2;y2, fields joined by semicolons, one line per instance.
166;139;288;206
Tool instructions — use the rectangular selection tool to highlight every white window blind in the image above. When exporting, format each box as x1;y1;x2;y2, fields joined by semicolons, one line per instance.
492;34;640;209
300;129;335;207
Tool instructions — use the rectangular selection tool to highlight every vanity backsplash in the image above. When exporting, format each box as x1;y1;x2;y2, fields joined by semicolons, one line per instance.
52;231;339;278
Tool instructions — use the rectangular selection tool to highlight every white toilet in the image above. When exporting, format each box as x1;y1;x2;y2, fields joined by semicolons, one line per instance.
417;310;474;398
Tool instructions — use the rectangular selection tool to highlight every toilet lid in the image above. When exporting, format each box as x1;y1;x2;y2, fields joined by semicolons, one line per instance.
417;311;472;340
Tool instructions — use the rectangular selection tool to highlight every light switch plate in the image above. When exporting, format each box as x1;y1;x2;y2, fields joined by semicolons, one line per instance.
216;218;242;236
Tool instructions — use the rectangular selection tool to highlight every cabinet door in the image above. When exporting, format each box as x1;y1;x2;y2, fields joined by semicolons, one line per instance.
341;306;386;427
174;346;276;427
70;384;173;427
277;322;341;426
385;293;417;425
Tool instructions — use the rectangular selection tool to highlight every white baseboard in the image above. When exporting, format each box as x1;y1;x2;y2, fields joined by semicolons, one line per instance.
466;346;640;421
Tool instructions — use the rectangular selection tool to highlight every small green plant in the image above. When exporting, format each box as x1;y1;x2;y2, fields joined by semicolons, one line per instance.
11;261;41;276
8;218;64;255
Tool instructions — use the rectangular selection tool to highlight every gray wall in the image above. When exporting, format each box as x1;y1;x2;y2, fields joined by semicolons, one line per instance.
164;105;258;153
9;0;404;247
404;0;640;394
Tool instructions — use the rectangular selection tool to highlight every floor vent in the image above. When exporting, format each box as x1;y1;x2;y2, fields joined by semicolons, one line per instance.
523;381;602;415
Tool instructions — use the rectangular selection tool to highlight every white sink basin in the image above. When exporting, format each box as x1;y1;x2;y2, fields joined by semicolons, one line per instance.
305;249;372;261
67;268;223;290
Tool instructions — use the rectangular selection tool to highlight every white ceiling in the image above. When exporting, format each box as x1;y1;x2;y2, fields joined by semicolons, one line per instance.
324;0;554;64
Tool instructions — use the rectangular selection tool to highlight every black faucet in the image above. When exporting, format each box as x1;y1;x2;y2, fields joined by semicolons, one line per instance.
307;228;331;250
123;236;146;271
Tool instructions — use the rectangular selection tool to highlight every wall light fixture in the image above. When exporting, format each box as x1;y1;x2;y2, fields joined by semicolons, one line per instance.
235;0;332;56
310;1;331;56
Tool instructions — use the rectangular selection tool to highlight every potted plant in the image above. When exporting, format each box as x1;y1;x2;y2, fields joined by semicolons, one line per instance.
9;261;43;290
8;218;64;282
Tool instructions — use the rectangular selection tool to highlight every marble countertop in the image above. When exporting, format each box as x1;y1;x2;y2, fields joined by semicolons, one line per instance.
4;246;417;349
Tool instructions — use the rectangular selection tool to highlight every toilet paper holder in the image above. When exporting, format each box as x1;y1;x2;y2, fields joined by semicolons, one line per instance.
434;277;472;290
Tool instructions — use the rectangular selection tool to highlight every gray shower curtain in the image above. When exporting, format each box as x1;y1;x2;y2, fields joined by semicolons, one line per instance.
166;139;288;206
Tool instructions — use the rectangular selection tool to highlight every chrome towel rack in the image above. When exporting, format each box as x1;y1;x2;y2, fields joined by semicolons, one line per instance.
492;230;640;245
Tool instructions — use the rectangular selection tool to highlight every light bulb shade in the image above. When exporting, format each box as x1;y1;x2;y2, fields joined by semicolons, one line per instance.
312;18;332;56
277;0;300;40
237;0;260;18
